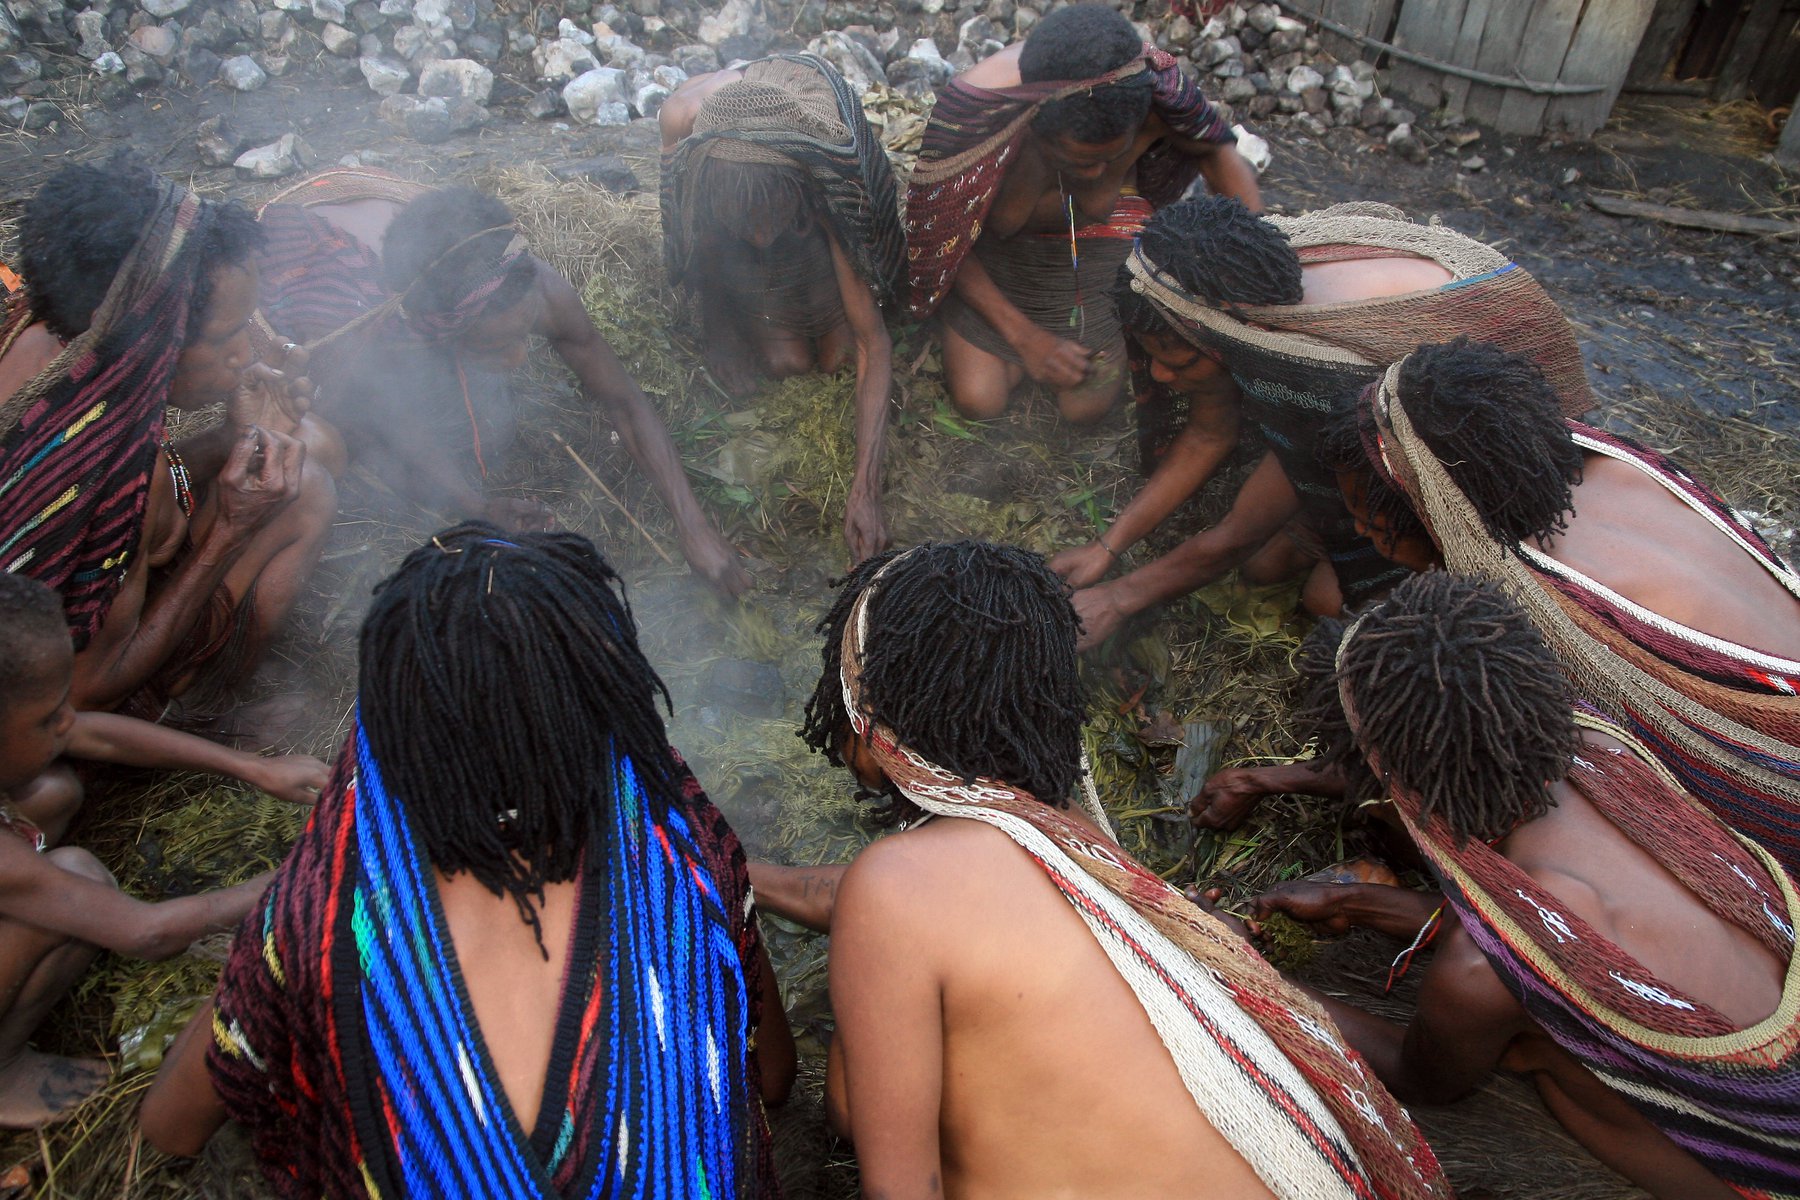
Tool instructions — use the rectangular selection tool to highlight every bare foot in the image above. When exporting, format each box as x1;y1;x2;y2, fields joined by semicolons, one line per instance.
0;1050;109;1128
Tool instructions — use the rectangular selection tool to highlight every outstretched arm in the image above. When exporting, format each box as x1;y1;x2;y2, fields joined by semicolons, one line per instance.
748;861;848;933
1053;378;1242;588
827;230;895;563
1069;451;1300;650
536;260;750;597
66;712;327;804
829;841;945;1196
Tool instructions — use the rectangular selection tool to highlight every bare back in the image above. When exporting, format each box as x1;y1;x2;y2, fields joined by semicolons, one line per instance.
1299;254;1454;305
836;817;1277;1200
436;871;581;1134
1505;729;1785;1028
1547;453;1800;660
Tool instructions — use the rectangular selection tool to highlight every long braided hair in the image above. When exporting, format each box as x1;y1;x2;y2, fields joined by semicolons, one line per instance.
1296;572;1577;843
1321;338;1584;550
1137;195;1304;308
801;541;1088;811
356;521;685;939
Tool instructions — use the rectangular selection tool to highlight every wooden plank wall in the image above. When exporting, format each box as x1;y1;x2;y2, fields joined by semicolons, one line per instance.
1380;0;1657;136
1627;0;1701;85
1314;0;1399;62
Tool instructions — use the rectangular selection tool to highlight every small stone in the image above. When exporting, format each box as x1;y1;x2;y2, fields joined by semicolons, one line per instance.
358;32;382;55
807;29;884;90
259;52;291;77
1266;27;1302;55
1234;125;1271;172
234;132;312;178
310;0;345;22
534;35;600;82
526;86;564;118
1300;85;1327;114
508;28;537;54
1444;126;1481;148
1212;56;1244;78
258;10;288;40
1;53;42;85
562;65;626;123
417;56;491;103
391;25;428;58
178;44;220;82
73;10;109;59
218;52;264;89
121;45;162;86
550;152;638;191
1386;123;1428;163
1247;92;1278;118
140;0;192;16
0;7;19;56
1293;111;1327;137
1460;154;1485;172
350;1;383;30
595;32;643;66
631;80;667;116
91;50;126;73
1199;35;1237;65
672;42;716;74
0;96;27;125
21;98;59;129
697;0;755;42
1386;106;1417;128
957;13;1004;60
379;92;447;140
462;30;499;58
195;114;249;164
128;23;178;61
358;52;408;93
1284;64;1322;94
1221;75;1255;103
1358;98;1387;128
377;0;408;15
1560;166;1581;185
316;21;355;54
650;63;685;89
1246;2;1277;33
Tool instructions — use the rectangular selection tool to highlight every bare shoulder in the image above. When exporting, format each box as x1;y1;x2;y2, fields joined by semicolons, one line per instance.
659;68;745;146
838;818;1031;918
1422;919;1524;1027
958;43;1024;88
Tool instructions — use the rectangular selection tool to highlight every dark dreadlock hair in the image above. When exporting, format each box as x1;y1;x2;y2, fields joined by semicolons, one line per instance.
1394;338;1583;548
0;572;71;704
380;186;537;321
1295;572;1577;843
1139;196;1303;308
1114;267;1175;339
800;541;1088;817
357;521;683;941
694;156;815;245
17;152;263;343
1021;4;1155;144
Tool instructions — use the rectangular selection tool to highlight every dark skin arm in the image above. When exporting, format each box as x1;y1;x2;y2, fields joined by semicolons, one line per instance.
0;837;270;961
753;938;797;1106
826;231;895;564
71;427;305;710
1253;879;1443;940
1070;451;1300;651
747;861;847;934
948;251;1094;390
535;261;751;597
1161;132;1263;212
1052;378;1241;587
1192;758;1347;831
65;712;327;804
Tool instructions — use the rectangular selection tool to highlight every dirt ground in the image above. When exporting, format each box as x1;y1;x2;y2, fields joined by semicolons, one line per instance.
1;59;1797;1200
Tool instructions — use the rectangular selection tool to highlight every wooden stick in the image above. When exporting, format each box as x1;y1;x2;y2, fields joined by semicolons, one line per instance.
1587;195;1800;239
550;431;676;565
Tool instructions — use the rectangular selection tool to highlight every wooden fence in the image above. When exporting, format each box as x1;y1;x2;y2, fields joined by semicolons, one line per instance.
1284;0;1659;136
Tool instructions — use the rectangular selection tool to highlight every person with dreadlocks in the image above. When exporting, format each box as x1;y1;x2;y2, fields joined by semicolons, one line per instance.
0;157;340;718
659;53;906;561
1248;572;1800;1200
1056;196;1592;650
138;522;794;1197
1199;337;1800;873
771;540;1447;1200
253;171;752;596
907;4;1258;426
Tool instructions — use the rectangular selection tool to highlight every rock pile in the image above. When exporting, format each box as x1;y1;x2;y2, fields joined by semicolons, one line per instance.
0;0;1462;176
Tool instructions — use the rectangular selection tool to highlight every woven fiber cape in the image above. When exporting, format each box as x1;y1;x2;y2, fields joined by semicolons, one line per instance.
206;722;778;1200
661;54;905;308
836;555;1449;1200
1366;364;1800;875
1362;691;1800;1199
0;179;208;649
1126;201;1592;417
903;46;1233;320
